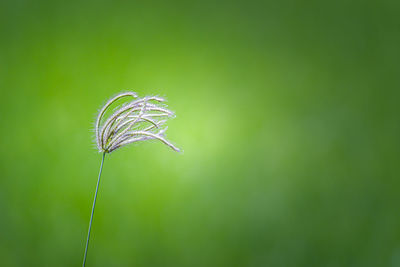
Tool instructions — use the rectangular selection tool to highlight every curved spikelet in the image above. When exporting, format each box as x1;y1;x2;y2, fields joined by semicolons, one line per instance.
95;92;180;153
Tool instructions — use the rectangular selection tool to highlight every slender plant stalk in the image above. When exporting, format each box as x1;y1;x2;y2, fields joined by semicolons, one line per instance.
83;152;106;267
81;92;180;266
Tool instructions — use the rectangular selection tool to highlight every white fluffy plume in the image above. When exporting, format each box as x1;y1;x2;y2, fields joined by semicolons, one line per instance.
95;92;180;153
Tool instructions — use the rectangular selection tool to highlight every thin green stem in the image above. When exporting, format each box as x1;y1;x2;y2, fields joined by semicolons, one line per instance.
83;152;106;267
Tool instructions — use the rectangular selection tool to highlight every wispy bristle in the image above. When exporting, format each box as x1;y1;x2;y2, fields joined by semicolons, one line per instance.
95;91;180;153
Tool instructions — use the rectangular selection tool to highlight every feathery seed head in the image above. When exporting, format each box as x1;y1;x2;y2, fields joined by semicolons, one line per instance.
95;92;180;153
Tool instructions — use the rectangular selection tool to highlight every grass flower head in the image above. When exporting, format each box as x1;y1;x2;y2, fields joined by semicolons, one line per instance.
95;91;180;153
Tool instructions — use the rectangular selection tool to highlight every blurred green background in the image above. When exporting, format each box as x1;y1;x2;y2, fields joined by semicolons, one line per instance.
0;0;399;266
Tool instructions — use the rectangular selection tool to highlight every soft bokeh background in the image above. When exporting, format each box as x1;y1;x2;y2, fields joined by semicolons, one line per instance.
0;0;399;266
